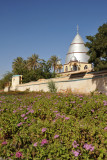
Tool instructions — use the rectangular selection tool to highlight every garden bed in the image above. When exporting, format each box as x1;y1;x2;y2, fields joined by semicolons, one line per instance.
0;92;107;159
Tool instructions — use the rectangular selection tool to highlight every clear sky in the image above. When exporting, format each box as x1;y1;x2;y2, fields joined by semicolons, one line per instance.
0;0;107;79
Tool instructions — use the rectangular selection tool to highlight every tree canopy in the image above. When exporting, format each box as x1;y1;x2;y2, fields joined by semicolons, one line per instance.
0;72;13;89
86;23;107;71
11;54;56;84
27;54;40;70
12;57;27;75
48;55;59;73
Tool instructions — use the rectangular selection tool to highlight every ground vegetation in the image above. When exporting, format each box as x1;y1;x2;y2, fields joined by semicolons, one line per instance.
0;92;106;159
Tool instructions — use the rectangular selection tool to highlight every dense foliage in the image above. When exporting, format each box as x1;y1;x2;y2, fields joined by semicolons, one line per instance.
0;72;13;89
0;54;60;89
86;23;107;71
12;54;56;83
0;92;107;159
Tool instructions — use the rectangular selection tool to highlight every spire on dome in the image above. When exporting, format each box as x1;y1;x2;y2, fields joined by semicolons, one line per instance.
77;24;79;34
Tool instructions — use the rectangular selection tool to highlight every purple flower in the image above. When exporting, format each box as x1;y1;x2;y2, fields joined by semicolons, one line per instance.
52;119;56;123
21;114;25;117
2;141;7;145
90;146;95;151
33;142;38;147
30;109;34;113
17;122;23;127
13;110;16;113
91;109;94;113
72;141;79;148
103;100;107;106
65;117;70;120
61;115;65;118
41;139;48;146
104;127;107;130
72;150;80;157
42;128;47;132
24;116;28;120
11;153;14;156
54;102;58;104
56;113;60;117
72;101;76;103
16;151;22;158
83;143;94;151
84;143;90;150
26;111;30;115
54;134;59;139
53;111;58;113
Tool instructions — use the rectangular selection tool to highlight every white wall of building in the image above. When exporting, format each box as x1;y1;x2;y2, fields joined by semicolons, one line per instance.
9;71;107;94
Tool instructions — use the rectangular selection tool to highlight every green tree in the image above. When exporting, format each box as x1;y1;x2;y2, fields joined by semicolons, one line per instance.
48;55;59;73
12;57;27;74
11;55;54;84
27;54;40;70
86;23;107;71
0;72;13;89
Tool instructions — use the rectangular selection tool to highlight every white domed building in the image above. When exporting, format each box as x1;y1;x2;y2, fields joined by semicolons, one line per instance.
64;27;92;72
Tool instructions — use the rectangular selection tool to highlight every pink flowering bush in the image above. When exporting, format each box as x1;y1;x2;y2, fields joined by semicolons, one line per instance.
72;150;81;157
0;91;106;159
33;142;38;147
41;139;48;146
16;151;22;158
72;140;79;148
54;134;59;139
83;143;95;151
2;141;7;145
42;128;47;132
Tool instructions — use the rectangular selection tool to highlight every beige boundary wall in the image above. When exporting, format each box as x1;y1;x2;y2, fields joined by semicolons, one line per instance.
8;70;107;94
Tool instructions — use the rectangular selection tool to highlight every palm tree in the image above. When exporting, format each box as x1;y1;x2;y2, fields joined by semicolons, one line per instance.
27;54;40;70
56;63;63;73
12;57;26;74
48;55;59;73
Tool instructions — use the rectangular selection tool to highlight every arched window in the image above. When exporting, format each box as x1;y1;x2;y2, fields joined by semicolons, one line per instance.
73;65;77;71
65;66;68;72
84;65;88;70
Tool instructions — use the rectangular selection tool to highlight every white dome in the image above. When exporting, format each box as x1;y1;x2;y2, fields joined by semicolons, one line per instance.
70;55;77;62
57;60;61;65
65;33;89;64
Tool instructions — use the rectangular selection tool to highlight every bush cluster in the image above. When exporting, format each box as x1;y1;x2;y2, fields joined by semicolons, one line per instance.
0;92;107;159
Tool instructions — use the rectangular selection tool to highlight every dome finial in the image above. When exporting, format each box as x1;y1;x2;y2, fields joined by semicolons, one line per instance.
77;24;79;34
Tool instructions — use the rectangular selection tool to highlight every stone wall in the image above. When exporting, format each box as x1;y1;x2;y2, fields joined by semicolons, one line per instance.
9;70;107;94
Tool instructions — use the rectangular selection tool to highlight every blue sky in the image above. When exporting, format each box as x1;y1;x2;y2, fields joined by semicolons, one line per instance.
0;0;107;79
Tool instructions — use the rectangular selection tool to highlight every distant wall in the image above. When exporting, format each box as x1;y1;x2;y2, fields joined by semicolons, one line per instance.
8;70;107;94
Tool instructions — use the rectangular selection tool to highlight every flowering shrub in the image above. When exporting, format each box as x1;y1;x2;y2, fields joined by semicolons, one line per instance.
16;151;22;158
0;92;107;159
